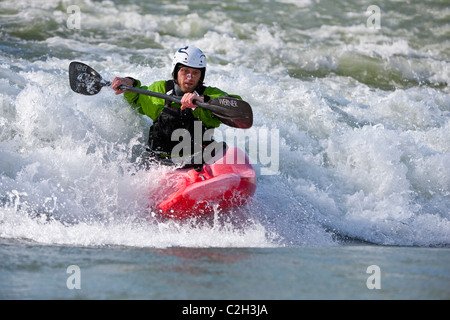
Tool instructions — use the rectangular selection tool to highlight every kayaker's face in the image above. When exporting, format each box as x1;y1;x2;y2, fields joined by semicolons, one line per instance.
177;67;202;93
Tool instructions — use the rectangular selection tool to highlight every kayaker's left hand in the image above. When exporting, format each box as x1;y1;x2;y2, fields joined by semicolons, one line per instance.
181;93;204;110
111;77;134;95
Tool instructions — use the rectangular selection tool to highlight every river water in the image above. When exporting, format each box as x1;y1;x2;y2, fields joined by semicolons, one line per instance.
0;0;449;300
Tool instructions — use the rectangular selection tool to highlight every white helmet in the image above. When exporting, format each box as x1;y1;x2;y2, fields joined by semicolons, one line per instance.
172;46;206;82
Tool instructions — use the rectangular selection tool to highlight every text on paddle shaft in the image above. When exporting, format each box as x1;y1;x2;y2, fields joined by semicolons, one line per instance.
182;304;268;317
74;63;88;72
217;97;239;108
170;121;279;175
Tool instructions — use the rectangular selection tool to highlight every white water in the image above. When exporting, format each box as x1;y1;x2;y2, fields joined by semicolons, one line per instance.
1;0;449;247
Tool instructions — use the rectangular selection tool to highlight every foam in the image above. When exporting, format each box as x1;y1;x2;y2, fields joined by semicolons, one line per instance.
0;0;449;247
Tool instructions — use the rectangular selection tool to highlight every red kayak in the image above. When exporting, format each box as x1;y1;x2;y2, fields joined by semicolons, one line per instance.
155;147;257;219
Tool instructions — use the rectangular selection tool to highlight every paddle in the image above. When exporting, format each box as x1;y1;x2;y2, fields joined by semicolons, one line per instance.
69;61;253;129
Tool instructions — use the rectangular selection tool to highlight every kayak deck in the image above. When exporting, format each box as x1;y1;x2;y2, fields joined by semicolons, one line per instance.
156;147;257;219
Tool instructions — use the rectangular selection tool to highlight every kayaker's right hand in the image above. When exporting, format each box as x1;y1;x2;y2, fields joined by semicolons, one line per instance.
112;77;134;95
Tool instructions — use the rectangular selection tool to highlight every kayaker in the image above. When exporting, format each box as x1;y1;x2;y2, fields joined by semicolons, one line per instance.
111;46;241;166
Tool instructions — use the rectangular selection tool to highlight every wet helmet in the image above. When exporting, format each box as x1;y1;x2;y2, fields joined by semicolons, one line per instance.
171;46;206;83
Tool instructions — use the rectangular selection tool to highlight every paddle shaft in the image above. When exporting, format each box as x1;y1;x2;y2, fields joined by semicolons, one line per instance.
117;85;208;108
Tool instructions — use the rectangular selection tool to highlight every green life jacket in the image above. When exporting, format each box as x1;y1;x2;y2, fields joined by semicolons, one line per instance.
148;80;212;158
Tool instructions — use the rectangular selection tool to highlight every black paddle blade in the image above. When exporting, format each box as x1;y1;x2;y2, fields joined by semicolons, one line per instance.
69;61;110;95
207;97;253;129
